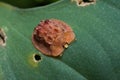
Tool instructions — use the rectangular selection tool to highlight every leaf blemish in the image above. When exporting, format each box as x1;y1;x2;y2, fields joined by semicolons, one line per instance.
0;28;7;46
33;54;42;62
71;0;96;7
28;53;42;67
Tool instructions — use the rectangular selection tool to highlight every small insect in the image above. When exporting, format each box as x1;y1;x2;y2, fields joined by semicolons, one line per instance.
32;19;75;57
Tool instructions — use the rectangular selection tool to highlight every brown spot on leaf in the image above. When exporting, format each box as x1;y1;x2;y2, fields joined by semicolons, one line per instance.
32;19;75;57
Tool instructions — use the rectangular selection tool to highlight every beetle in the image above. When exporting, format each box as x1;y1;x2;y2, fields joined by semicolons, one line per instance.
32;19;75;57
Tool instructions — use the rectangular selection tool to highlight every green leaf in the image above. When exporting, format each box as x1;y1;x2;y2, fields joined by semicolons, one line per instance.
0;0;120;80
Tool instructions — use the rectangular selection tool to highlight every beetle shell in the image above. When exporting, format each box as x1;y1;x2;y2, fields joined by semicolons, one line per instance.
32;19;75;57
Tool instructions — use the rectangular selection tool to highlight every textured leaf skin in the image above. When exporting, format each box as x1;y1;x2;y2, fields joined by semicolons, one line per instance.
0;0;120;80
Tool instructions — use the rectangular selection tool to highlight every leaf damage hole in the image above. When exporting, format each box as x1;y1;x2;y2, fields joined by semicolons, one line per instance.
33;54;41;62
0;28;7;46
72;0;96;6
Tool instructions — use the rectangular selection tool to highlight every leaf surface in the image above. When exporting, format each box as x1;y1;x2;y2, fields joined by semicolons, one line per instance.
0;0;120;80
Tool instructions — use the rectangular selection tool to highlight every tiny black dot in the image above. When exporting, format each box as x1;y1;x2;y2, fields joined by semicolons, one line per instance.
34;54;41;61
